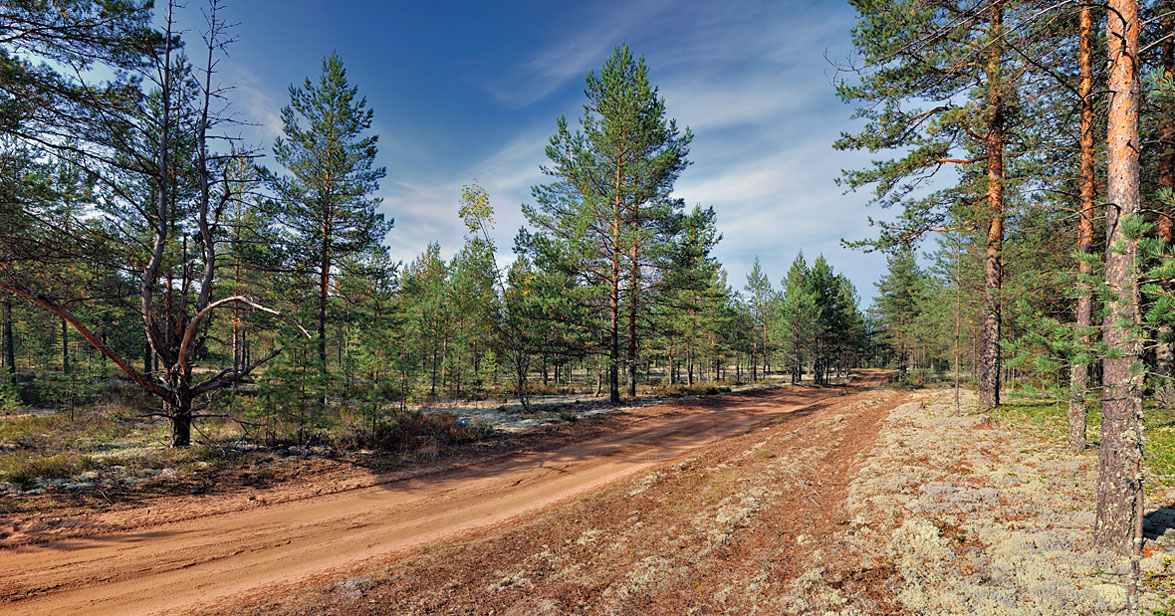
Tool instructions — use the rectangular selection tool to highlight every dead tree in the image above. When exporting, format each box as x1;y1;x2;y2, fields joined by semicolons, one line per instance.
0;0;305;446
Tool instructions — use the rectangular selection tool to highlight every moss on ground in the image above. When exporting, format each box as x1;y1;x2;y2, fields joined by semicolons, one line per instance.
992;395;1175;493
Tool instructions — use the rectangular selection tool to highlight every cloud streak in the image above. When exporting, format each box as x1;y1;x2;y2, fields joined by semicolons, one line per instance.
345;1;891;302
482;0;677;108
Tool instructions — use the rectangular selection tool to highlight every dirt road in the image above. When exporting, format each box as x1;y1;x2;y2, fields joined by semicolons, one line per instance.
0;372;887;616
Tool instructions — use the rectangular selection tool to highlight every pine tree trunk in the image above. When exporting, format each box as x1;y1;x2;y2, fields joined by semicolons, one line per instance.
954;239;962;411
668;344;675;385
627;243;639;398
169;404;191;447
454;349;462;398
1070;5;1096;452
60;317;69;376
3;299;14;386
1156;2;1175;378
167;377;193;448
762;326;768;376
441;333;449;396
609;239;621;404
608;165;623;404
1094;0;1143;556
979;1;1006;409
318;248;329;406
751;343;757;381
232;223;242;386
143;336;152;376
231;317;240;386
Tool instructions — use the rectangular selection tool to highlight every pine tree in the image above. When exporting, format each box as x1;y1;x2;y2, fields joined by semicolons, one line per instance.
774;253;818;384
2;2;304;446
1094;0;1143;558
335;248;398;435
447;233;497;398
660;206;723;385
401;243;449;398
1070;3;1101;452
871;245;926;376
524;44;690;402
265;53;391;402
744;257;773;379
837;0;1025;407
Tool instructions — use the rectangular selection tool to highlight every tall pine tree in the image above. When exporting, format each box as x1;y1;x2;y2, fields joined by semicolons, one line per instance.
265;53;391;401
524;44;690;402
837;0;1021;407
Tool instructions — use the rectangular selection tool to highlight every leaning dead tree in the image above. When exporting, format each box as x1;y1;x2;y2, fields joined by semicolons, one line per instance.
0;0;304;446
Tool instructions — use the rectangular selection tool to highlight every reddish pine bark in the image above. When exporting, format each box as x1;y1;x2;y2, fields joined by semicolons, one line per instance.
1157;1;1175;381
1159;2;1175;243
979;0;1005;408
1094;0;1143;556
1069;5;1096;453
609;167;622;404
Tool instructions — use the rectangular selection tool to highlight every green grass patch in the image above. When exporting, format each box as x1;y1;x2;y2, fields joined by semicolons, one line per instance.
650;383;732;398
0;407;141;449
1146;405;1175;492
0;452;97;490
993;394;1175;493
990;399;1101;442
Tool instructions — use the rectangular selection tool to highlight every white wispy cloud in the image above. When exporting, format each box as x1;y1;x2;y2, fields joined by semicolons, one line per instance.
376;123;554;272
378;180;465;265
482;0;677;108
220;64;285;150
374;1;893;302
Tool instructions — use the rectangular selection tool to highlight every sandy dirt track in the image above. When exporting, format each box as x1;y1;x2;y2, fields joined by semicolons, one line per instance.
0;373;887;616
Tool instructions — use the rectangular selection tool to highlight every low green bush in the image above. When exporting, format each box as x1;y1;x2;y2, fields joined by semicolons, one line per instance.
993;397;1175;493
1;452;96;490
352;410;494;452
651;383;725;398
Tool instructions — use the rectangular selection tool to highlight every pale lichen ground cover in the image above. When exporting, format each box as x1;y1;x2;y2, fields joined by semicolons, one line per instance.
420;382;778;432
787;390;1175;615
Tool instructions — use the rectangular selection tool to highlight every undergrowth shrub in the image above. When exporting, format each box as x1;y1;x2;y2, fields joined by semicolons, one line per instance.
527;383;580;396
994;396;1175;493
651;383;730;398
1;453;96;490
0;380;19;413
350;410;494;452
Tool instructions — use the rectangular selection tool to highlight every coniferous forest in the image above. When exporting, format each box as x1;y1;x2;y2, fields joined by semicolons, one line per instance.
0;3;870;447
3;1;1175;614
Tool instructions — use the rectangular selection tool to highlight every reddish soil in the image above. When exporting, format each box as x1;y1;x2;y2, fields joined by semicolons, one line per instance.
0;371;894;616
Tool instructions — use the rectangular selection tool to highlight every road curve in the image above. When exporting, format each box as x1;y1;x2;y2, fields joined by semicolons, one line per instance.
0;372;887;616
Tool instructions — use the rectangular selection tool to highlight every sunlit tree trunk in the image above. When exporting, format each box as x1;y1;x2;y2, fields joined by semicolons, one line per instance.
1156;1;1175;378
1094;0;1143;558
60;317;69;375
3;299;14;385
1070;5;1096;452
979;0;1006;408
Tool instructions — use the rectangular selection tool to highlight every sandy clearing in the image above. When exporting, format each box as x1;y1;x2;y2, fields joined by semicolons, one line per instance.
0;372;888;616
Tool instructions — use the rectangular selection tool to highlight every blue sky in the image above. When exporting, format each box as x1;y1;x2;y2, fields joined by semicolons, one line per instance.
181;0;890;302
